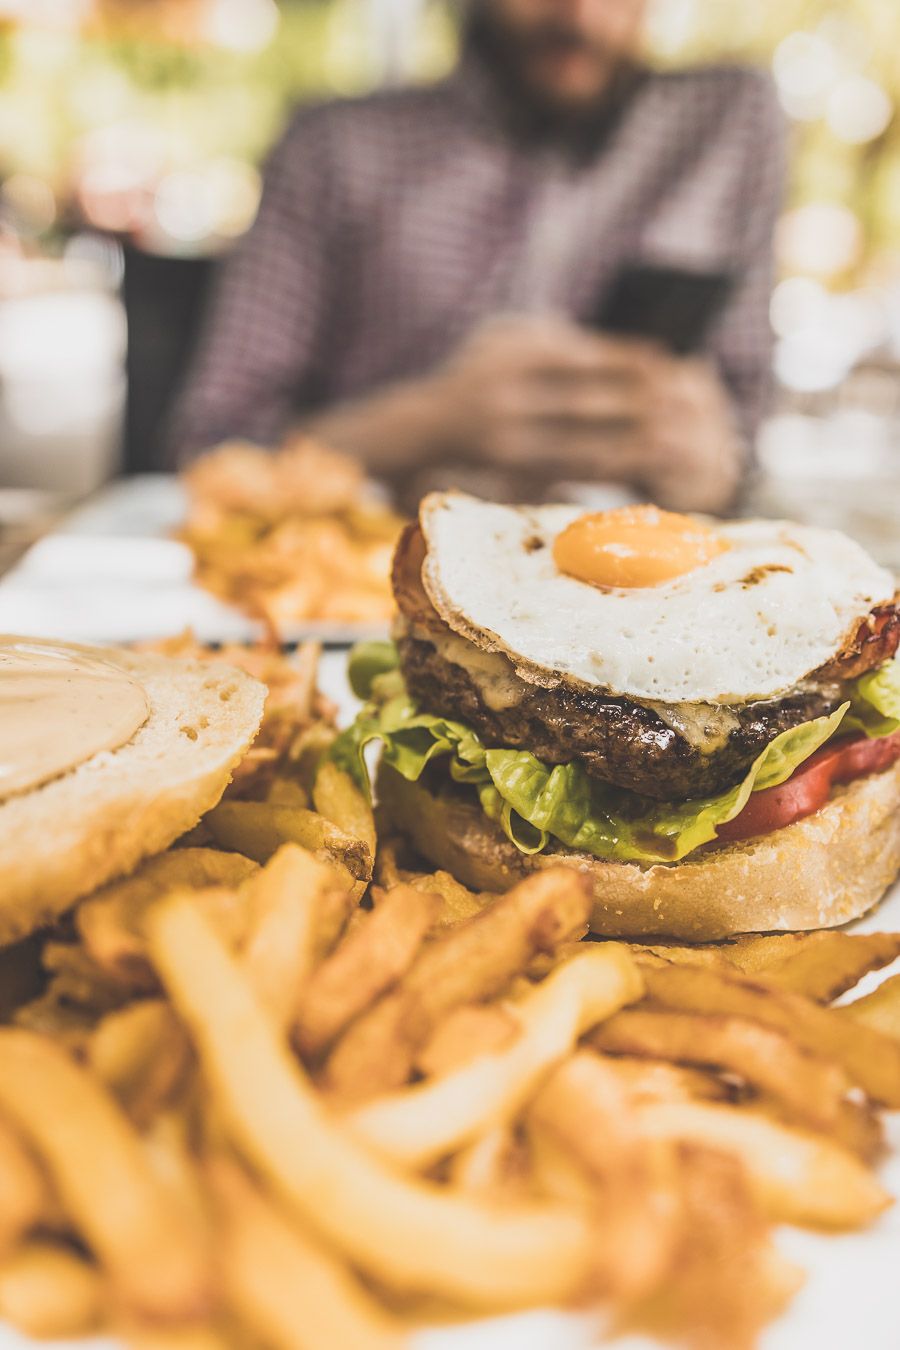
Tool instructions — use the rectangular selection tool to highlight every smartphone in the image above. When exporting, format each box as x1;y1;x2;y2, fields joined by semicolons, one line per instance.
591;263;736;356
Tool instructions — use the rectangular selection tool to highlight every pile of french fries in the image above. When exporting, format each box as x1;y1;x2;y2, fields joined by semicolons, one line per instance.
180;440;402;634
1;649;900;1350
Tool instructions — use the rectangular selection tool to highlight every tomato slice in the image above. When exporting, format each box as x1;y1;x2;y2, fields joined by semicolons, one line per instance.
716;728;900;843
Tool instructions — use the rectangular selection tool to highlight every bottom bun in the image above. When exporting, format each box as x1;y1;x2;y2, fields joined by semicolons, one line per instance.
378;762;900;941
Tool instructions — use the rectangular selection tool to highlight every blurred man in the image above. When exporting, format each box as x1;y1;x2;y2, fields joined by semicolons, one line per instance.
170;0;785;512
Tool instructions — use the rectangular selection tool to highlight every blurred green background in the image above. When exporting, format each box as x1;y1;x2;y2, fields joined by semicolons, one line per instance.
2;0;899;283
2;0;900;517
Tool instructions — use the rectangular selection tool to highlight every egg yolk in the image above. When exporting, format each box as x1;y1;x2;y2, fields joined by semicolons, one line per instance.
552;505;731;589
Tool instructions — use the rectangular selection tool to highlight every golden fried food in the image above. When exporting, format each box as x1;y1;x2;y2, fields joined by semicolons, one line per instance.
324;868;592;1099
345;944;643;1169
146;893;597;1310
841;971;900;1039
293;885;440;1058
0;1241;103;1338
209;1158;402;1350
180;440;402;634
0;1031;213;1320
635;1099;890;1228
630;931;900;1001
592;1008;851;1138
640;960;900;1107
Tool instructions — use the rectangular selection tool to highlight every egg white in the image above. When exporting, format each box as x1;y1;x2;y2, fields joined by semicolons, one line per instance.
419;493;896;705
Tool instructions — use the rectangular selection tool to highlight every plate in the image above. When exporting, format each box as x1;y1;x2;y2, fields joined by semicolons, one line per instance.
0;476;389;647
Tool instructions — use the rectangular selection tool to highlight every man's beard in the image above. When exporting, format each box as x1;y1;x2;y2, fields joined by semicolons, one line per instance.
463;4;636;139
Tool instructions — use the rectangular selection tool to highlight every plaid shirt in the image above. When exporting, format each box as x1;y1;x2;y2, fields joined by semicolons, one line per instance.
169;57;785;464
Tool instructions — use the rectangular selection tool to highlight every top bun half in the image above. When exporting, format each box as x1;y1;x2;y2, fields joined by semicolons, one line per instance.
0;644;265;944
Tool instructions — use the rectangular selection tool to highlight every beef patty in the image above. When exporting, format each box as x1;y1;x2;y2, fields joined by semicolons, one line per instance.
400;635;851;799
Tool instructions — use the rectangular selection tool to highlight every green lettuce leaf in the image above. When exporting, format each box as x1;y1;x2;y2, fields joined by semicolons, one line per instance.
844;658;900;738
330;642;853;864
346;640;405;701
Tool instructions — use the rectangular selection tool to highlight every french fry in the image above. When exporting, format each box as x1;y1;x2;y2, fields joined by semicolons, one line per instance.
447;1126;528;1199
141;1113;212;1242
146;895;595;1309
591;1055;730;1106
13;941;131;1047
634;1099;890;1228
373;842;492;925
723;931;900;1001
265;777;309;807
290;722;339;796
755;1090;884;1163
526;940;592;980
12;988;98;1046
312;760;377;860
641;962;900;1106
210;1159;402;1350
628;932;900;1005
346;946;642;1170
591;1008;851;1137
77;849;259;988
0;1241;103;1338
87;1000;191;1126
527;1118;599;1206
285;639;322;725
311;876;360;956
294;885;439;1058
0;1118;52;1254
406;871;489;926
629;1144;800;1350
0;1030;213;1320
416;1004;519;1077
203;800;372;883
841;972;900;1039
326;868;592;1099
529;1052;681;1305
240;845;357;972
371;836;408;889
240;845;328;1031
120;1322;232;1350
626;941;734;970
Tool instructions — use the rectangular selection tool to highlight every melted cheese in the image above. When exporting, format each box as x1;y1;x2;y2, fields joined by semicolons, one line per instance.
642;699;741;755
413;625;528;711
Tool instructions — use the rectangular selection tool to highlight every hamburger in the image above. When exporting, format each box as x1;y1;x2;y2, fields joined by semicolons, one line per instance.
334;493;900;940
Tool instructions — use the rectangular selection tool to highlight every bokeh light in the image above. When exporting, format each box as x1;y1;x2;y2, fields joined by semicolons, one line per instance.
827;76;893;145
773;31;839;121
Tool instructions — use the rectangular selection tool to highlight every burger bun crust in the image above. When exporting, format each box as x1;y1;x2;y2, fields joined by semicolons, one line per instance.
378;762;900;941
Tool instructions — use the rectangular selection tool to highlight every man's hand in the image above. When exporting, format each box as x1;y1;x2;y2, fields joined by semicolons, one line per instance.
431;316;742;513
304;314;743;514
